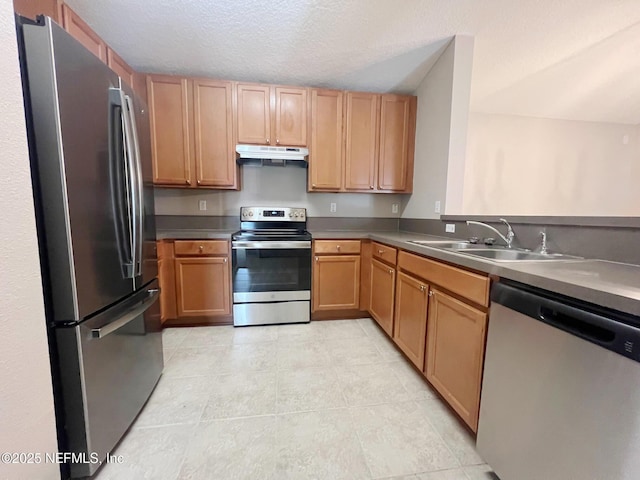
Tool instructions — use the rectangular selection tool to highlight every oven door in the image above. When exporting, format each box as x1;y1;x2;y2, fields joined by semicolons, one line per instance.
232;241;311;302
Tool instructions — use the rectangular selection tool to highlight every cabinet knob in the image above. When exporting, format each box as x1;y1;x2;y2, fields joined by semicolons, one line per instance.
369;185;374;189
336;245;341;251
266;138;270;144
378;249;384;254
276;138;280;144
197;180;201;185
312;184;316;188
388;269;393;274
185;179;191;185
315;256;319;262
199;245;204;251
420;285;426;292
223;258;227;263
429;291;433;297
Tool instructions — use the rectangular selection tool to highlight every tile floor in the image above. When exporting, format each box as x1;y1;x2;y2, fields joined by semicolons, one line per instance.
95;318;497;480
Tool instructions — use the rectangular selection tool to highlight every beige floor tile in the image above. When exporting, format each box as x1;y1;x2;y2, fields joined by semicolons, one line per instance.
275;408;370;479
183;325;234;346
351;401;459;478
163;346;225;377
390;361;435;399
417;398;484;466
325;337;384;366
201;371;277;420
277;341;332;370
371;333;406;361
462;464;495;480
232;325;278;344
162;327;192;348
163;348;176;363
416;468;470;480
134;375;210;428
178;416;276;480
277;366;346;413
380;476;419;480
316;319;369;340
337;363;412;407
276;322;324;343
215;342;278;373
356;317;382;335
95;424;194;480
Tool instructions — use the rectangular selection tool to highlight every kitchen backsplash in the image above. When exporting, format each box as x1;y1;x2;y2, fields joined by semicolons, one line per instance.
154;166;407;218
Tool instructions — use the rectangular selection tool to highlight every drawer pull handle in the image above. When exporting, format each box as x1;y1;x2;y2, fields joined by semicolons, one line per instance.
378;249;384;254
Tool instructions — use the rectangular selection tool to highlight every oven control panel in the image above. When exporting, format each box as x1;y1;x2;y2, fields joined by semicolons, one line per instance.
240;207;306;222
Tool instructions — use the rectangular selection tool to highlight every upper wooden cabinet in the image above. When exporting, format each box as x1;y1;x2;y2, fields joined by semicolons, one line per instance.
13;0;63;23
147;75;238;189
236;83;308;146
236;83;271;145
309;89;344;191
345;92;379;191
378;95;415;191
107;48;134;88
61;4;106;62
193;79;237;188
147;75;193;186
274;87;307;146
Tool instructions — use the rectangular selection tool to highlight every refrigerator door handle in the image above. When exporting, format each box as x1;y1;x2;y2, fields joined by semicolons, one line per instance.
124;94;144;277
108;87;134;278
91;288;158;338
119;89;138;279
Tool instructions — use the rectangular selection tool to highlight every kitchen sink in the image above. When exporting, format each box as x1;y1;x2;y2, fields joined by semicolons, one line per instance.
408;240;471;249
449;248;582;262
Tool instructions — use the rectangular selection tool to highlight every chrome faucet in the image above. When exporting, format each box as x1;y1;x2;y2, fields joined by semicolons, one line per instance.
538;231;549;255
466;218;515;249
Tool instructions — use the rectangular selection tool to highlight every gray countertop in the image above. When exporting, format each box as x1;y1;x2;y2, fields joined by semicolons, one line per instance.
158;228;640;316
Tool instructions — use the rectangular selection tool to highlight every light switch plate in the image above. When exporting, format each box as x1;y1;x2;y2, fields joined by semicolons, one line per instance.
445;224;456;233
435;201;441;213
199;200;207;211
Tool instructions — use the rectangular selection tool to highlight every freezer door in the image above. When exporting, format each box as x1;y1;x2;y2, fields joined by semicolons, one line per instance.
55;281;163;478
23;19;137;321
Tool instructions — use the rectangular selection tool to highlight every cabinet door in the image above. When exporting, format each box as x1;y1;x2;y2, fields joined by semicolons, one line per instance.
236;83;271;145
345;92;379;191
13;0;63;22
393;272;429;369
107;48;135;88
147;75;194;186
61;4;106;62
312;255;360;311
369;258;395;335
425;289;488;432
193;79;237;188
274;87;307;146
309;89;343;191
378;95;412;191
175;257;231;317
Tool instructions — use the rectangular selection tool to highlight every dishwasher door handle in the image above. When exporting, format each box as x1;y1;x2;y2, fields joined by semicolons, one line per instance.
492;282;640;361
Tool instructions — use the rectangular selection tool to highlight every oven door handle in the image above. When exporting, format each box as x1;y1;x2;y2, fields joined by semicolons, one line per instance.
232;241;312;249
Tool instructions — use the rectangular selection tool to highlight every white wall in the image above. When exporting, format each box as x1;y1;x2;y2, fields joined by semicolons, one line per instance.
463;113;640;215
0;5;60;480
401;35;474;219
155;166;405;217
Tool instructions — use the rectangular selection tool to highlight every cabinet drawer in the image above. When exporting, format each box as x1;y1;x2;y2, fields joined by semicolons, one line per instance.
174;240;229;256
314;240;361;255
398;251;489;307
372;242;397;265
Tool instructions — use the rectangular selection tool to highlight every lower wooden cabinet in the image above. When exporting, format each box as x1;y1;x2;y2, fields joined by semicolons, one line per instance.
393;272;429;369
175;257;231;318
369;258;396;335
312;255;360;311
157;241;177;323
425;288;488;432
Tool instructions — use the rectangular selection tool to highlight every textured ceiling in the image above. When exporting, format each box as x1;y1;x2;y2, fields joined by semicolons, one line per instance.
65;0;640;124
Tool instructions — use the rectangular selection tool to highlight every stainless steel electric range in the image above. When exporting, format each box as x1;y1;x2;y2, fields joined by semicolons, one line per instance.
231;207;312;326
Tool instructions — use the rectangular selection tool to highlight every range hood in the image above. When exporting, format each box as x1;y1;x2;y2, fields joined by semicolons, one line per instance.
236;144;309;167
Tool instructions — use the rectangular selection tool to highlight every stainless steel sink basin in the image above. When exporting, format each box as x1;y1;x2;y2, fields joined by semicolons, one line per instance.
449;248;581;262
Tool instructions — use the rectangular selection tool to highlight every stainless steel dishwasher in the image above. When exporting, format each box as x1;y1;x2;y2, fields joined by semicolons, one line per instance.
477;281;640;480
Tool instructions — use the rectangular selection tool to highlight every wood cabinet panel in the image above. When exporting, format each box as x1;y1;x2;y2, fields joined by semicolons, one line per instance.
359;241;372;311
393;272;429;369
378;95;411;191
309;89;343;191
157;241;177;322
370;258;395;335
312;255;361;311
13;0;63;22
107;48;134;88
345;92;379;191
425;289;488;432
147;75;193;186
398;251;490;307
61;4;106;62
175;257;231;317
372;241;398;266
193;79;237;188
236;83;271;145
313;240;361;255
174;240;229;256
275;87;307;146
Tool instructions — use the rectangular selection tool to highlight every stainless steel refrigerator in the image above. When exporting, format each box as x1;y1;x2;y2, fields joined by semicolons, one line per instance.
17;16;163;478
